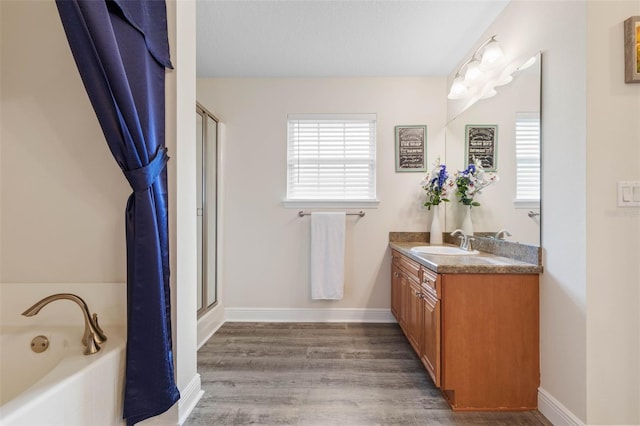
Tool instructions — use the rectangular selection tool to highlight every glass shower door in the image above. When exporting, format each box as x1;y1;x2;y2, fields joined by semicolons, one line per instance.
196;104;218;315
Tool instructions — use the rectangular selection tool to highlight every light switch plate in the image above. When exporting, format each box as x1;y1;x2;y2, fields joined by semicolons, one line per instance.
618;181;640;207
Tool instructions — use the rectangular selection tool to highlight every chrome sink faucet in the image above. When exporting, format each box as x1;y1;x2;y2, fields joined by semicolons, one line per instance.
22;293;107;355
494;229;512;240
451;229;474;251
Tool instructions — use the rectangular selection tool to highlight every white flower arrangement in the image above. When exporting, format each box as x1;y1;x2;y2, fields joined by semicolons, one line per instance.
453;158;499;207
420;159;454;210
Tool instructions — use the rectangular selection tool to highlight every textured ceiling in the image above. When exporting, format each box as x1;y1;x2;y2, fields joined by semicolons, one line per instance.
196;0;510;78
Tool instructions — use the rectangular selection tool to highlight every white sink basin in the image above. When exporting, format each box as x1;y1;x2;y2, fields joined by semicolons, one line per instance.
410;246;479;256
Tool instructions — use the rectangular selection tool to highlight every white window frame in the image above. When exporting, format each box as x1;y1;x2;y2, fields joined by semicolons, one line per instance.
513;112;541;209
283;113;379;208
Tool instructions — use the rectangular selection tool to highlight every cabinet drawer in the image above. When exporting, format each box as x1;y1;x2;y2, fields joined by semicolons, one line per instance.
392;251;420;278
421;267;440;299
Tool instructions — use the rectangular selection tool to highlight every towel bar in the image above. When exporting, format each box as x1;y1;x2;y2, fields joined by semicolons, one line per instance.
298;211;365;217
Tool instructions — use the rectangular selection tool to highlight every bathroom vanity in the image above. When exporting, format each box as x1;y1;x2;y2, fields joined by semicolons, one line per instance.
390;236;541;411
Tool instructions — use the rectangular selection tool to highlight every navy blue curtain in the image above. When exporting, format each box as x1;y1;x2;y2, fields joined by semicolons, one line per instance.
55;1;179;424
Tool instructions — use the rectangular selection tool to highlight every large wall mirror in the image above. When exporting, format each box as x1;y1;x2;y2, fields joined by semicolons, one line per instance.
444;52;541;246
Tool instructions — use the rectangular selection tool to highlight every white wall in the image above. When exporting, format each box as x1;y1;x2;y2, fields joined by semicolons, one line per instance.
167;0;204;423
0;0;129;284
0;1;128;328
197;77;446;317
586;1;640;425
139;1;203;425
447;1;589;423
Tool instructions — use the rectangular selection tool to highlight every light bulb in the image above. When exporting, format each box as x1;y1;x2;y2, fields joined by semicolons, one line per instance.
448;76;469;99
464;59;483;83
480;39;504;69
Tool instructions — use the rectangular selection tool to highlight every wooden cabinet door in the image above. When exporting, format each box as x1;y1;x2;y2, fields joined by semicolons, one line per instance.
396;269;413;339
391;264;402;321
406;279;423;354
398;270;408;332
440;273;539;410
421;289;441;387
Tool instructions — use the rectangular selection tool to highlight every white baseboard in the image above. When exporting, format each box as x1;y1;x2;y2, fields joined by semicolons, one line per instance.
197;305;225;349
538;387;585;426
178;373;204;426
225;307;396;323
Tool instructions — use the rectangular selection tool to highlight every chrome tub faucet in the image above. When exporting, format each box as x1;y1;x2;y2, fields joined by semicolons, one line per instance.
22;293;107;355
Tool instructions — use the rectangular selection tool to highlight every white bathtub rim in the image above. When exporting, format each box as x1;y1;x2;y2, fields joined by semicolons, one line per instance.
0;326;125;423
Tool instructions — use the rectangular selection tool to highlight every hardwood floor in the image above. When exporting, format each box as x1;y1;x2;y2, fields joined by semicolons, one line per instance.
185;322;551;426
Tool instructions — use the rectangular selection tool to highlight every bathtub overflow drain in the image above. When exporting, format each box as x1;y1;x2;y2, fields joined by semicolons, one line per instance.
31;335;49;353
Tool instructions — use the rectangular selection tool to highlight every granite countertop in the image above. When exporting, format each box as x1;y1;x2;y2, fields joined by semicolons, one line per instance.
390;241;542;274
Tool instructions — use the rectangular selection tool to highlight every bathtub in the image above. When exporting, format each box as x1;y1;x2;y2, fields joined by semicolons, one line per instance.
0;326;126;426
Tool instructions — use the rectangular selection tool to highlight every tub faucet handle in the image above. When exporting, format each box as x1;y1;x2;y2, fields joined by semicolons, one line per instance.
92;313;104;335
81;312;107;355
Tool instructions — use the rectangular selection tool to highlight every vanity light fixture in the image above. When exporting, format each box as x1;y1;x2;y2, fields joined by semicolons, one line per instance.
448;35;508;100
448;36;538;104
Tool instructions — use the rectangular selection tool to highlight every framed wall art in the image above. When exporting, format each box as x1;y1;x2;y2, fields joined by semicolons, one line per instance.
624;16;640;83
395;125;427;172
465;124;497;171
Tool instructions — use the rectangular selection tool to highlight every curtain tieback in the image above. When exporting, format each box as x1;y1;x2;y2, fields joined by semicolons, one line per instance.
124;147;169;192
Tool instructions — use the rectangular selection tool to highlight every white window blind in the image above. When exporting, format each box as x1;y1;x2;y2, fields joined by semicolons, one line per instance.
286;113;377;203
514;112;541;207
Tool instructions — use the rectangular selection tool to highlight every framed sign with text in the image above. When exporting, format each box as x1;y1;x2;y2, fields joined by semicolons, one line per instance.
465;124;497;171
395;125;427;172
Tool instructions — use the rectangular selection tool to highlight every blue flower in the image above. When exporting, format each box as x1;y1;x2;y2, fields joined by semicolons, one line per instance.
454;158;498;208
420;159;452;210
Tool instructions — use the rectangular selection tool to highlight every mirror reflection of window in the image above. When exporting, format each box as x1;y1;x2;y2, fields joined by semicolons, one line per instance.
514;112;540;208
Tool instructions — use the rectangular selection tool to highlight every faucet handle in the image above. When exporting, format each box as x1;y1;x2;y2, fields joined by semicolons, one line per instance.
450;229;465;237
91;313;107;344
451;229;469;249
467;237;475;251
494;229;512;240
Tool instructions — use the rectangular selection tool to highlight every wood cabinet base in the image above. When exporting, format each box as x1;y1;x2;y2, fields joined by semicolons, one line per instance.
391;250;539;412
440;273;539;411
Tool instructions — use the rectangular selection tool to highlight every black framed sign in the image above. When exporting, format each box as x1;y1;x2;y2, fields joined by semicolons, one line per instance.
395;125;427;172
465;124;497;171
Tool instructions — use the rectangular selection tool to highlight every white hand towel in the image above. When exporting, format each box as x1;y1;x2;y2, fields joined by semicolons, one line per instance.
310;212;346;300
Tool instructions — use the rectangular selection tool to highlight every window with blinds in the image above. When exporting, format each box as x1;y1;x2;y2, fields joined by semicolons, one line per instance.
514;112;541;207
286;113;377;205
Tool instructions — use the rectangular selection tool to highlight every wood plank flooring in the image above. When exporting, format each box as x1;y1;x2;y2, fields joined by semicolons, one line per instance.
185;322;551;426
